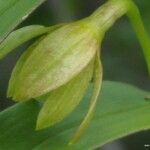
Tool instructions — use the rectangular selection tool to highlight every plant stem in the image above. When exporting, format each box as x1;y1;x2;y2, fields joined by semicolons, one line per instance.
126;0;150;74
86;0;150;74
87;0;128;35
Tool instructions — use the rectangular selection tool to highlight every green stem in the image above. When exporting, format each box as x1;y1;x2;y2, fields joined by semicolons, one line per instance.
87;0;128;35
126;0;150;74
86;0;150;74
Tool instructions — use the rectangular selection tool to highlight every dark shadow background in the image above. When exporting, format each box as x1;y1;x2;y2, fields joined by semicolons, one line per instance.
0;0;150;149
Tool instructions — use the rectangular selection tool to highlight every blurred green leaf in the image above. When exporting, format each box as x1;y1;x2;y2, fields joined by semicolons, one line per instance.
0;81;150;149
0;24;63;59
0;0;46;43
0;25;47;59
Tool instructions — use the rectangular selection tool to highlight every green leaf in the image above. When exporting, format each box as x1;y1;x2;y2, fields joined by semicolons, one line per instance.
0;25;47;59
0;81;150;149
0;0;46;43
36;60;94;129
0;24;63;59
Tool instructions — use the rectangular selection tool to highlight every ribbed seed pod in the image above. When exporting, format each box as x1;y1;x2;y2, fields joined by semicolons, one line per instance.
7;22;99;101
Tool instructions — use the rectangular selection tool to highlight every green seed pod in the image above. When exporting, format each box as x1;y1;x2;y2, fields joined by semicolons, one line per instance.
7;21;99;101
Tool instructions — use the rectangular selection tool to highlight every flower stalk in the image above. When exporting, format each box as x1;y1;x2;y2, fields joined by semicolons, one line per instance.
86;0;128;35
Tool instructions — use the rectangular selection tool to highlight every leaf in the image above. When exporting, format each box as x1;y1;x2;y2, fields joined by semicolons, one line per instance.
69;52;103;144
0;0;46;43
0;81;150;150
0;24;63;59
0;25;47;59
36;60;94;129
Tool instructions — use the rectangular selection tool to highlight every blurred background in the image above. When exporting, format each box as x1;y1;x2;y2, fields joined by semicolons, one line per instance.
0;0;150;149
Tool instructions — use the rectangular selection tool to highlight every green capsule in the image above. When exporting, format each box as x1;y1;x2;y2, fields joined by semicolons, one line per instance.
7;22;100;101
